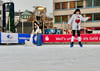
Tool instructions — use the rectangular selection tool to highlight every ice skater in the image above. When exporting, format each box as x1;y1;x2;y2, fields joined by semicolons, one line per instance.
25;21;42;46
31;21;42;34
68;9;91;47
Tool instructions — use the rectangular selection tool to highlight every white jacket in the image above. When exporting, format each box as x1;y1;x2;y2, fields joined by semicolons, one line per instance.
68;14;89;30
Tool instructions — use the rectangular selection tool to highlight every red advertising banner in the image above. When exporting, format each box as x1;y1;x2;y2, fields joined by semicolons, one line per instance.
43;34;100;42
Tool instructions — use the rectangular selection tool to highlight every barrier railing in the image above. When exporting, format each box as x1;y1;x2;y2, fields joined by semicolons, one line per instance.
0;32;100;45
43;34;100;42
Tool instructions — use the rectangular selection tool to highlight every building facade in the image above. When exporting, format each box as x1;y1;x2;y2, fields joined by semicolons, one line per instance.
53;0;100;31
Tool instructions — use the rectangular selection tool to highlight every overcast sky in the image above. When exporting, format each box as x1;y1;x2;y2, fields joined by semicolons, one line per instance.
2;0;53;16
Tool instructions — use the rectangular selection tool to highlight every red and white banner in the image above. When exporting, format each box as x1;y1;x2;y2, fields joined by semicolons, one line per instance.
43;34;100;42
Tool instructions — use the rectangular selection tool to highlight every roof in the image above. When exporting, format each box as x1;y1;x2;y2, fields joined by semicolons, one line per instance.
21;10;32;16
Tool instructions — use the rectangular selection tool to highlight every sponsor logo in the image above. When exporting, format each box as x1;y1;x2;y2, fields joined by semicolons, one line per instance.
34;35;37;41
7;34;13;39
45;36;49;41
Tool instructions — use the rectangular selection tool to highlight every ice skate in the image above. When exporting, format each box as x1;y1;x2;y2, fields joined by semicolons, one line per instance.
79;42;83;47
70;42;74;47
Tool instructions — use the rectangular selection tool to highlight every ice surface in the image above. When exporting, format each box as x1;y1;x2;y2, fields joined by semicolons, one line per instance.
0;44;100;71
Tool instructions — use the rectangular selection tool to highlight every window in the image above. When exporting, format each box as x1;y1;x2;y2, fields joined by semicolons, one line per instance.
27;16;29;19
62;2;67;9
62;15;68;22
21;16;23;19
55;3;60;10
94;13;100;20
86;14;92;21
24;16;26;19
94;0;100;6
77;1;83;8
23;16;25;19
70;1;76;8
25;16;27;19
55;16;61;23
26;16;28;19
85;0;92;7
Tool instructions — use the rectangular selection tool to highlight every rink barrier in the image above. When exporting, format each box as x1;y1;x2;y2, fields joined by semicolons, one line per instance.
18;33;43;45
0;32;43;45
0;32;18;43
43;34;100;42
18;33;30;43
1;32;100;44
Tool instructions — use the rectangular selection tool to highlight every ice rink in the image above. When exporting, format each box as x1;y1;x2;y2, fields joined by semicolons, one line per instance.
0;44;100;71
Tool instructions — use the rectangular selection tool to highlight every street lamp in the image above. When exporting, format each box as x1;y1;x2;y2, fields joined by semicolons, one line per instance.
37;7;45;10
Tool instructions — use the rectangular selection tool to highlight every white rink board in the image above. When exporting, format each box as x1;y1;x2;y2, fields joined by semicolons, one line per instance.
1;33;18;43
0;45;100;71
